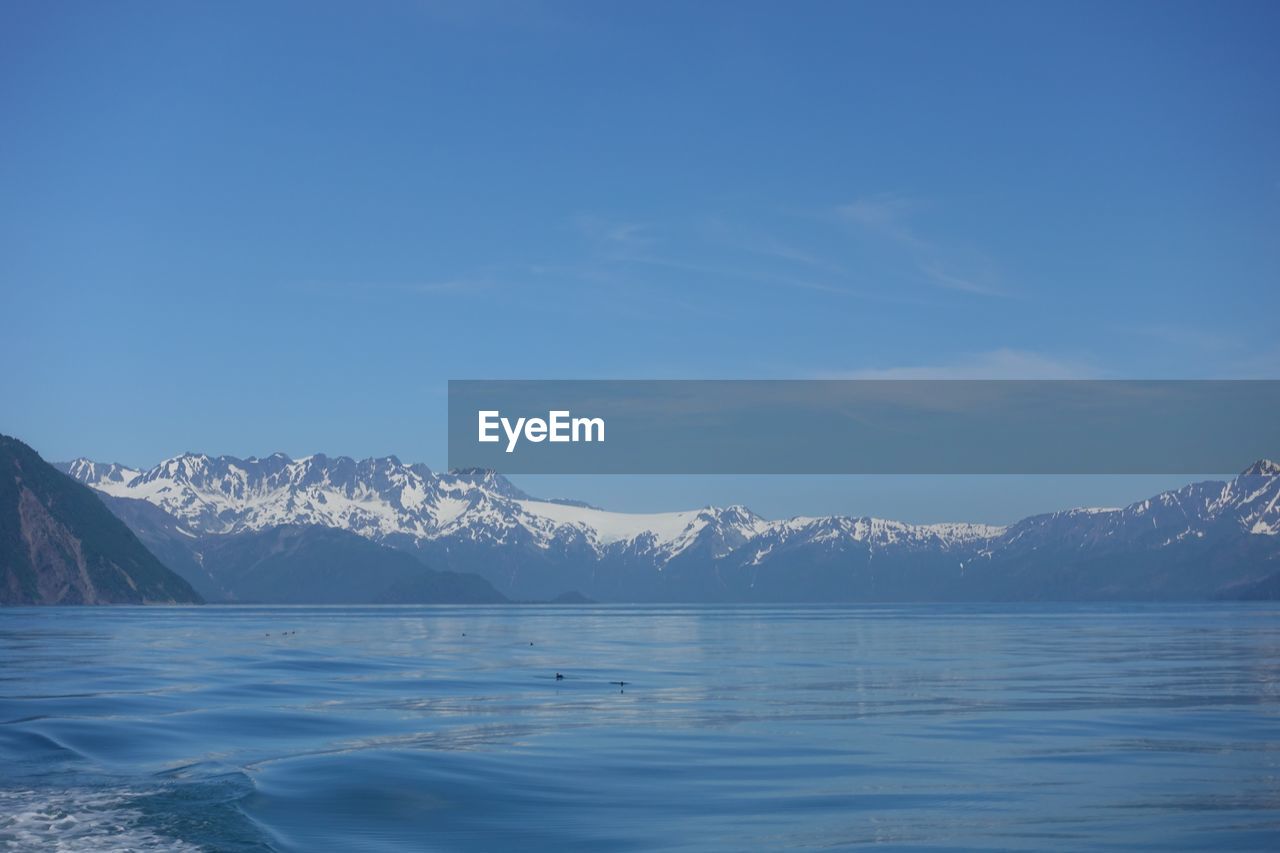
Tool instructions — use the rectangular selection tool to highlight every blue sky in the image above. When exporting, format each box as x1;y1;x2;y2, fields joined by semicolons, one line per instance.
2;1;1277;522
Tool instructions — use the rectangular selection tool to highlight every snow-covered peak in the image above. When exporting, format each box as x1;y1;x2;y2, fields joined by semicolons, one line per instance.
770;515;1003;548
1221;459;1280;535
1238;459;1280;479
63;458;141;487
1003;461;1280;545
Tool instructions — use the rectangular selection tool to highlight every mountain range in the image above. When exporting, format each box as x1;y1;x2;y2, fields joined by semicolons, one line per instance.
57;451;1280;603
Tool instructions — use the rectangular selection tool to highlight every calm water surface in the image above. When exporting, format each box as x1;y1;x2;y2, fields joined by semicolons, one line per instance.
1;604;1278;851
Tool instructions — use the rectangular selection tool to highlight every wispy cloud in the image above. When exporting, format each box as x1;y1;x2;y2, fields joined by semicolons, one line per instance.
743;235;847;275
837;193;927;250
831;348;1098;380
569;211;896;300
836;193;1010;298
611;252;861;297
918;261;1005;297
703;217;851;276
571;213;653;249
388;201;1010;313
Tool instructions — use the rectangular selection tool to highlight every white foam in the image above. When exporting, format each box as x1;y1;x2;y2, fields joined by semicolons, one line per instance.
0;788;200;852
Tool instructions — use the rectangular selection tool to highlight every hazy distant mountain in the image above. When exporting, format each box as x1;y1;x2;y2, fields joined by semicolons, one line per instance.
193;524;505;604
1;436;201;605
60;452;1280;602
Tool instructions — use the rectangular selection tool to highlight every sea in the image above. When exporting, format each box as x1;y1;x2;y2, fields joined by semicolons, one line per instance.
1;603;1278;851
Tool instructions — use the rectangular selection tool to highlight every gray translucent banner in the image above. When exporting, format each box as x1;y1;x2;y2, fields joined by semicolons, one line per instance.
447;380;1279;474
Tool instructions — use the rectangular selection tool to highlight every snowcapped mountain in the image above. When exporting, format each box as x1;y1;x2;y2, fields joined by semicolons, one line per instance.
64;454;524;542
59;453;1280;602
985;458;1280;557
61;452;1000;567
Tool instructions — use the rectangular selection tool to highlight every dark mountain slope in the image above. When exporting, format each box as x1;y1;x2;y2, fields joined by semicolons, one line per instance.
96;492;221;600
0;435;201;605
195;524;506;604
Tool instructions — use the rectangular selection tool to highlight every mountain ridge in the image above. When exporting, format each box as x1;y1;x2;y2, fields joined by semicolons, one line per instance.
60;452;1008;559
58;451;1280;602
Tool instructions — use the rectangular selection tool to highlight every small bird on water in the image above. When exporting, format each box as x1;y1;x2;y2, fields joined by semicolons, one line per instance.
555;673;564;680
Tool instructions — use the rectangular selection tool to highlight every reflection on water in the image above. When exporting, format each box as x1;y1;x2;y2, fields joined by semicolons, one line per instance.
1;604;1278;850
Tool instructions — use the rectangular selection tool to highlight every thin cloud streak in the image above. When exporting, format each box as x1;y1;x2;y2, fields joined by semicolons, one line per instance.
837;193;928;250
837;193;1011;298
571;213;654;249
829;348;1099;380
918;262;1007;297
568;210;936;305
610;251;936;305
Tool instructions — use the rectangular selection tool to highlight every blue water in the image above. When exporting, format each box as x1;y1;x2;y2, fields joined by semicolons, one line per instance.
1;604;1278;851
